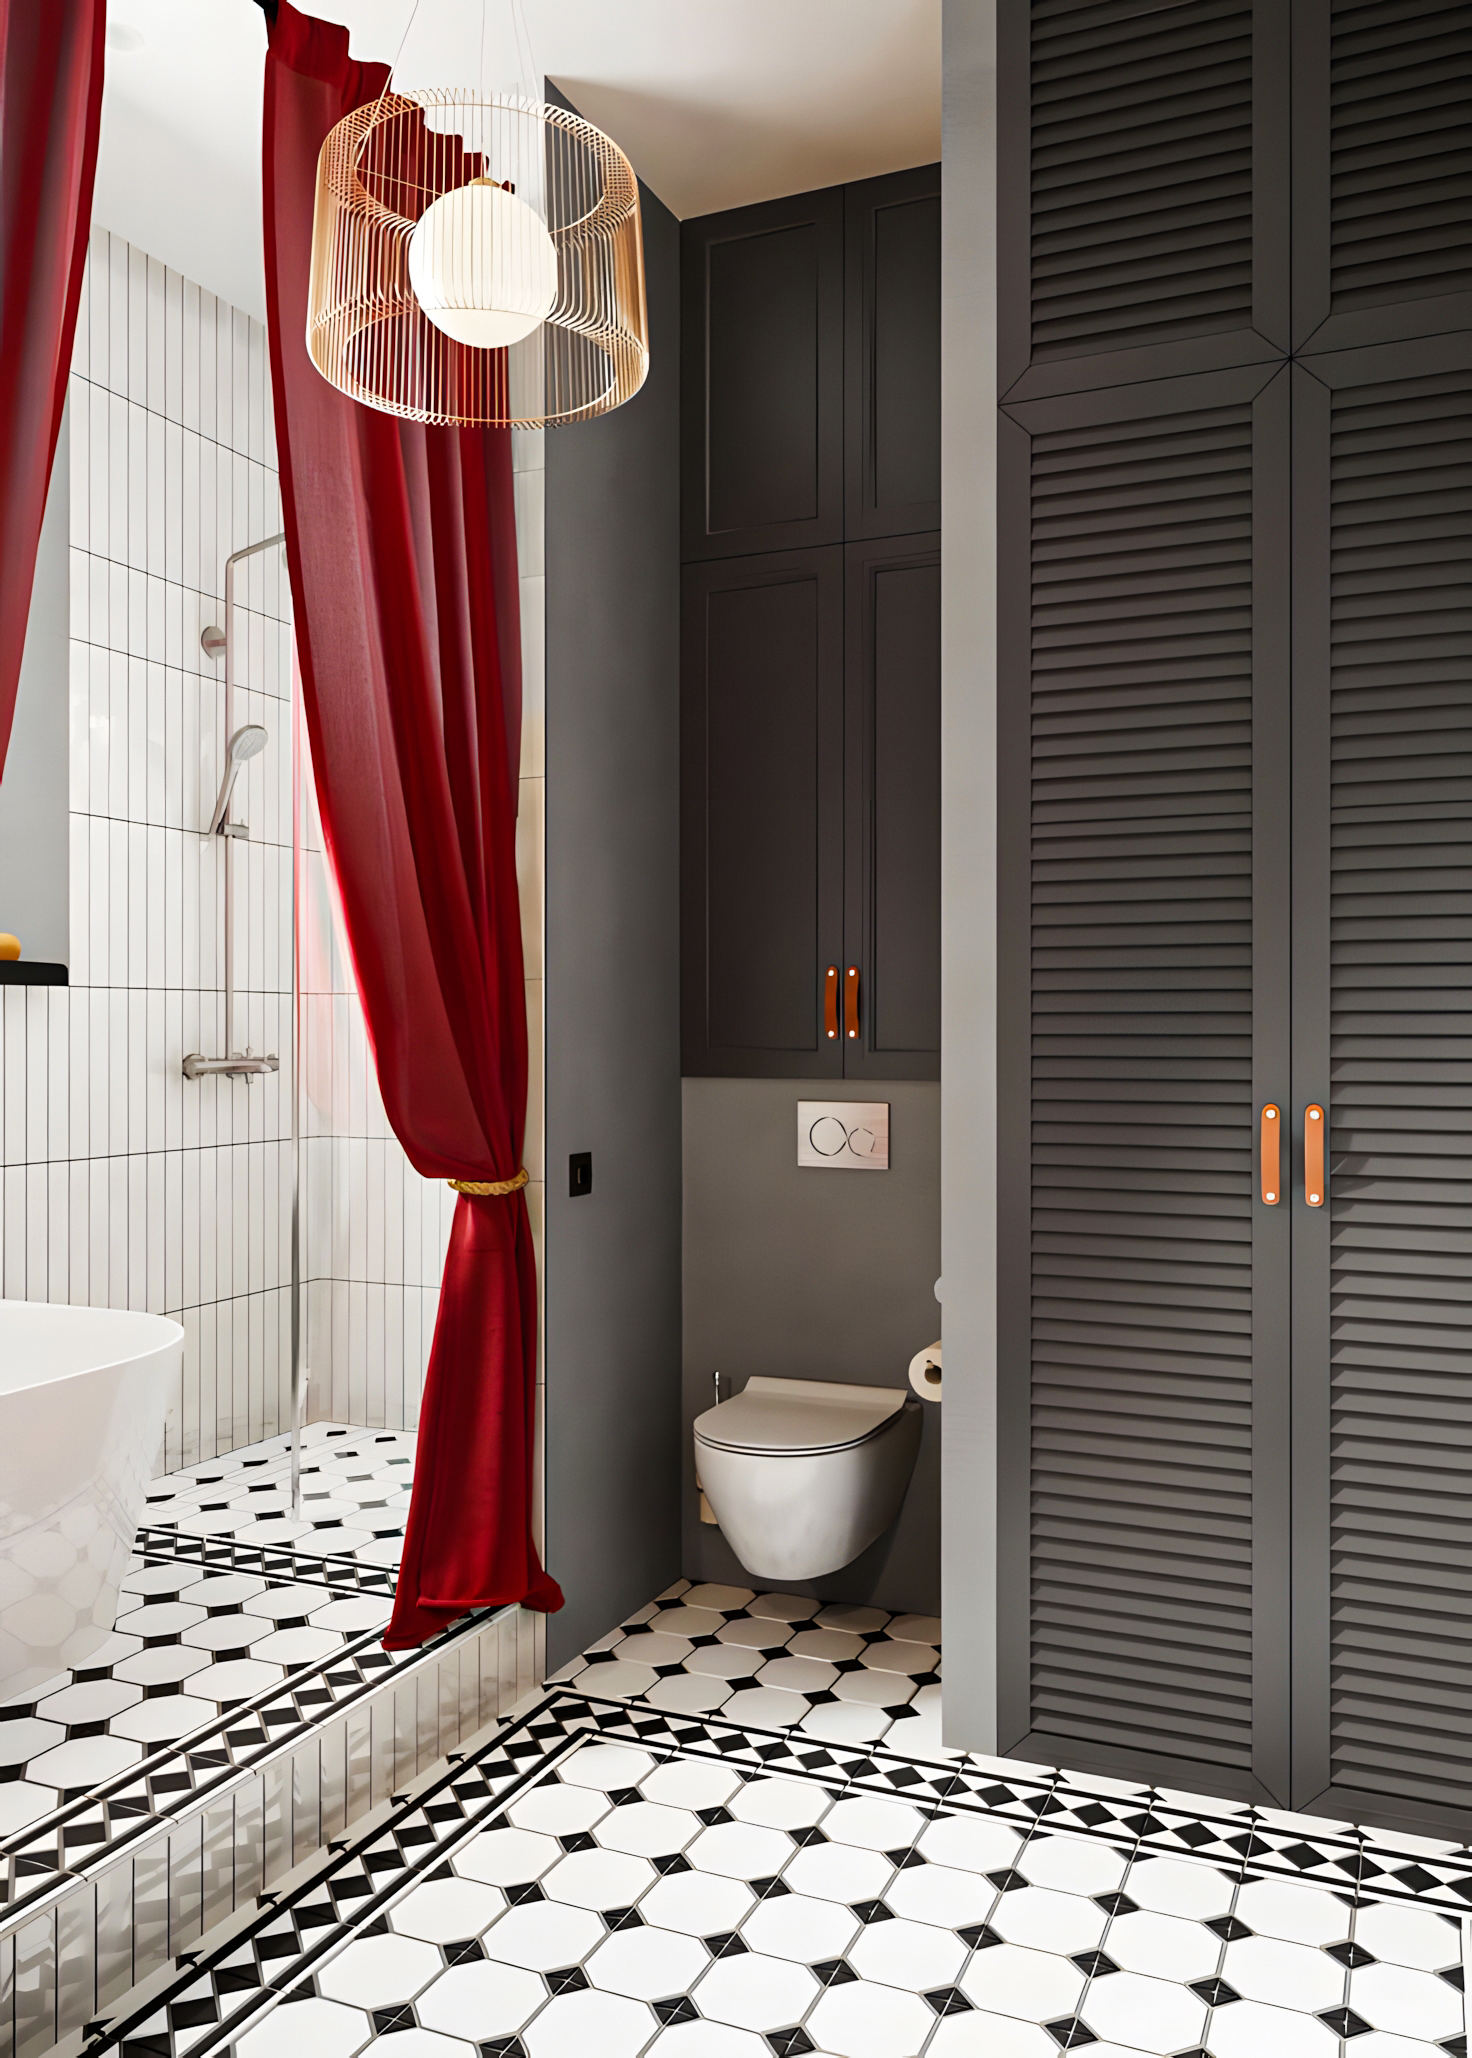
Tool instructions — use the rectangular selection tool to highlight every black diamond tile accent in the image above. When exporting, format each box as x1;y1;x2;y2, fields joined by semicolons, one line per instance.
1172;1821;1218;1849
1318;2006;1371;2037
505;1881;545;1905
653;1997;700;2026
886;1846;926;1868
833;1659;866;1673
1441;1964;1466;1990
545;1965;589;1995
988;1868;1027;1891
1393;1863;1441;1893
751;1876;791;1899
810;1958;858;1987
806;1690;839;1705
558;1831;597;1852
792;1825;829;1847
371;2007;416;2034
851;1898;894;1923
478;2040;527;2058
697;1805;734;1825
703;1932;749;1958
1439;2037;1468;2058
924;1986;974;2017
1325;1938;1375;1967
958;1922;1002;1949
1206;1914;1253;1942
1190;1977;1240;2006
1280;1839;1330;1871
1071;1950;1118;1977
445;1939;486;1965
1071;1803;1115;1828
653;1852;693;1874
601;1906;644;1931
765;2030;815;2057
607;1787;643;1805
1044;2018;1096;2048
1093;1891;1137;1916
166;1999;218;2031
652;1665;686;1678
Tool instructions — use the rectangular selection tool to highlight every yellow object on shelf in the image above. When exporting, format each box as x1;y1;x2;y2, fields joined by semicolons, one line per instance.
0;935;20;961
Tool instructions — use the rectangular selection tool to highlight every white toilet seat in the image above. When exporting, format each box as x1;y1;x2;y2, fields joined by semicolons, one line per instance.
695;1376;906;1456
693;1376;921;1580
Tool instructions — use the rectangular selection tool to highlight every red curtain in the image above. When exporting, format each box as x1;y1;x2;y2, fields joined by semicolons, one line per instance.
0;1;105;777
262;1;562;1646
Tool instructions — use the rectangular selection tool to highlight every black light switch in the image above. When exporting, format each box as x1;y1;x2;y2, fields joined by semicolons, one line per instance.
569;1151;592;1197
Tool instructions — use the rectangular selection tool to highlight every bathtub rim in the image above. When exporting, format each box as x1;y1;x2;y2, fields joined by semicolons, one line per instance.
0;1297;185;1395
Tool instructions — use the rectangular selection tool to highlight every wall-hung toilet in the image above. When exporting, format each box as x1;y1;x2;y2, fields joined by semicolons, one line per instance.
694;1377;922;1581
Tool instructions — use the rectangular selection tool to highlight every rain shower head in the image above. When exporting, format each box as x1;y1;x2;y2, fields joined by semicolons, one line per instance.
207;723;269;835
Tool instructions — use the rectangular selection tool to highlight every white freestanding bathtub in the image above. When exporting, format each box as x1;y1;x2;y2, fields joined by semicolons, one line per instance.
0;1301;181;1696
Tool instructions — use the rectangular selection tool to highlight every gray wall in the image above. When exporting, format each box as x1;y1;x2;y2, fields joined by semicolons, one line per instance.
940;0;998;1748
0;405;70;965
543;174;683;1670
683;1077;942;1615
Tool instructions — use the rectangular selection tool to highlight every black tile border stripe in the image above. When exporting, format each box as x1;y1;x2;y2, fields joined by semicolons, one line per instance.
72;1682;1472;2058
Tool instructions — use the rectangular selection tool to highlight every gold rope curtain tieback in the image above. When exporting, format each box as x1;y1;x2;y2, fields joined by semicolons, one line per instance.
448;1169;530;1196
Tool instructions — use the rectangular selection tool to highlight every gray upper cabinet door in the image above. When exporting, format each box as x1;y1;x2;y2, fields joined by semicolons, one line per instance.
999;0;1290;402
844;166;942;540
681;189;845;561
1292;0;1472;355
1290;333;1472;1838
843;535;942;1081
681;549;845;1078
995;363;1294;1805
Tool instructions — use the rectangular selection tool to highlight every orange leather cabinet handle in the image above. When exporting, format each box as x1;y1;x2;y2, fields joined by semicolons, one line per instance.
844;965;860;1042
823;966;839;1041
1305;1104;1326;1207
1261;1104;1281;1205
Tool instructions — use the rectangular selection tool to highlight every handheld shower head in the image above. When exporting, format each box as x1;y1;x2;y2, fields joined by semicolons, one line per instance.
208;723;269;834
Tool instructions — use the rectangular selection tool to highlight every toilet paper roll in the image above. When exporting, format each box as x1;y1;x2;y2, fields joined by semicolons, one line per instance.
908;1339;943;1402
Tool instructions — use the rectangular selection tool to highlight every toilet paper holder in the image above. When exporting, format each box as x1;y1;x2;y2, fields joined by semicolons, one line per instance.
908;1340;942;1401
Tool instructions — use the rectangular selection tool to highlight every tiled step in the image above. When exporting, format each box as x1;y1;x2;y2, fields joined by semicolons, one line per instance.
0;1427;547;2058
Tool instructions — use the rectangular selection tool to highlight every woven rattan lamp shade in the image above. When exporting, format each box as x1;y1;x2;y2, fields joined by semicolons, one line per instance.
307;89;648;428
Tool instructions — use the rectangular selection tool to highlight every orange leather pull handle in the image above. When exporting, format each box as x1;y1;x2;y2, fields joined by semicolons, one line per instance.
1305;1104;1326;1207
1261;1104;1281;1205
823;966;839;1041
844;965;860;1042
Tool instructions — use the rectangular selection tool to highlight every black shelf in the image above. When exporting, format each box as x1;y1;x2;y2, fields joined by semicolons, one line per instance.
0;962;68;986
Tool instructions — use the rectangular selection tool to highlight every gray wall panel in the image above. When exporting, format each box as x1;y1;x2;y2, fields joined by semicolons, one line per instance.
682;1076;941;1615
544;175;683;1671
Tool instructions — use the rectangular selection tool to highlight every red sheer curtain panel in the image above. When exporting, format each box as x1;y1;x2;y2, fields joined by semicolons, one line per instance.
262;0;562;1647
0;1;105;775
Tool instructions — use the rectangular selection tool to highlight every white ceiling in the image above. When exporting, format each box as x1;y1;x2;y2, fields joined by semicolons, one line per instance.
94;0;940;323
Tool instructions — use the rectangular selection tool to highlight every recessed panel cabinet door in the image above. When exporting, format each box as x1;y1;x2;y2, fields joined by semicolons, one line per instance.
844;536;941;1080
995;365;1294;1804
681;190;844;561
681;550;844;1077
845;168;942;540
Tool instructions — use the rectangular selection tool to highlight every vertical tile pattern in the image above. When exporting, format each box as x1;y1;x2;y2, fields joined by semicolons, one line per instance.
0;231;556;1467
0;230;295;1470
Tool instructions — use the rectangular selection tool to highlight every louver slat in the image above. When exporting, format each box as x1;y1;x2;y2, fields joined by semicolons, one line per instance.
1296;0;1472;352
1002;0;1288;396
1323;358;1472;1817
999;366;1290;1798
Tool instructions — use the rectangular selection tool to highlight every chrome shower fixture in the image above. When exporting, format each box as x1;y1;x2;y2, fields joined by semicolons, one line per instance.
207;723;269;837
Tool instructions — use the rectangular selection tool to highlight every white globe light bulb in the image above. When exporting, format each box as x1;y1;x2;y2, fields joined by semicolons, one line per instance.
407;178;558;350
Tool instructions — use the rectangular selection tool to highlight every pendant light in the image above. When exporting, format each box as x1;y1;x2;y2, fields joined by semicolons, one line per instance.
306;12;648;429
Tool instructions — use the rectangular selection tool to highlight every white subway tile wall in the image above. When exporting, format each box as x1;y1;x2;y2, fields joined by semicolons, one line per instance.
0;227;545;1472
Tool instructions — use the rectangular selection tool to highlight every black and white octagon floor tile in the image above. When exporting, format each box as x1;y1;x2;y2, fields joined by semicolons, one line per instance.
74;1639;1470;2058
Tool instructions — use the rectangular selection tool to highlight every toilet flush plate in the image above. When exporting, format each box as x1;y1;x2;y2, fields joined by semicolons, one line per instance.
797;1101;890;1171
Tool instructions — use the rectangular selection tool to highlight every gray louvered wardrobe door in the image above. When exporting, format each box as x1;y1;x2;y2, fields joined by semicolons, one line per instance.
996;364;1294;1803
1291;333;1472;1833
